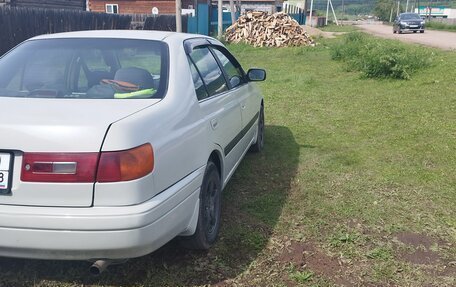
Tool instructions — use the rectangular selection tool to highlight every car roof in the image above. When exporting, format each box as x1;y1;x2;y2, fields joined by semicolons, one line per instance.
400;12;420;16
29;30;210;42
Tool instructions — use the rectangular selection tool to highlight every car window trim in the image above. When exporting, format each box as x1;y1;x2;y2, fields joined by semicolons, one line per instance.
197;87;234;104
184;38;211;55
207;46;231;89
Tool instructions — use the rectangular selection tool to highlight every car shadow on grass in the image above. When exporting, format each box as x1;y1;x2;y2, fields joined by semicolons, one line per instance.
0;125;300;286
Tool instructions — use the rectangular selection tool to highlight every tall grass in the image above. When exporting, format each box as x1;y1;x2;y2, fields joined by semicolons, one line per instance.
331;32;434;79
426;21;456;32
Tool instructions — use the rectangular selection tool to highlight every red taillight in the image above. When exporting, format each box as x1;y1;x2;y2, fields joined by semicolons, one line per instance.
21;153;99;183
21;144;154;183
96;144;154;183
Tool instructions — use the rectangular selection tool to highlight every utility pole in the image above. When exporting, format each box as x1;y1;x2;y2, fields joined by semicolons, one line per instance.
218;0;223;39
406;0;409;12
397;1;400;16
309;0;314;27
390;4;394;22
427;0;432;21
326;0;330;25
229;0;236;24
175;0;182;32
329;0;338;25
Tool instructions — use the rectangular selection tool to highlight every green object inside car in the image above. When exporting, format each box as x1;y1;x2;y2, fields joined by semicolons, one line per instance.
114;88;156;99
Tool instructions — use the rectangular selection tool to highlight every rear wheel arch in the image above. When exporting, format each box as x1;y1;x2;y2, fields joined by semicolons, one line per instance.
209;150;223;183
180;158;222;249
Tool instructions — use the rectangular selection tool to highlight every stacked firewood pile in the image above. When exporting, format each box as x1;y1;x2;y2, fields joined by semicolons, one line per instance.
225;11;315;47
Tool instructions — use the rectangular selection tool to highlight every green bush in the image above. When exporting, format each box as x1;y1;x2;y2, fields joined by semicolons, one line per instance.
331;32;433;80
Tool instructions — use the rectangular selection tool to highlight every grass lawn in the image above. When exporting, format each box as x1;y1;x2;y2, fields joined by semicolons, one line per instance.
0;37;454;286
426;21;456;32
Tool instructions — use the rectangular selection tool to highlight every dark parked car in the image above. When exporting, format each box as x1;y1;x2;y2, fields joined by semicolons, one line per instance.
393;13;425;34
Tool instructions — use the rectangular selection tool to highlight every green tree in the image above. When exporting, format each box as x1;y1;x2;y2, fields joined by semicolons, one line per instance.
374;0;398;22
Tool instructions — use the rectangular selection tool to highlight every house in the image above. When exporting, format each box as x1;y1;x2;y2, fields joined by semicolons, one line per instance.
0;0;86;10
206;0;283;13
88;0;194;15
224;0;283;13
88;0;282;15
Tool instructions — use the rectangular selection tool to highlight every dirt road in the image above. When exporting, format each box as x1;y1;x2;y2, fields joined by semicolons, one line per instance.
358;23;456;50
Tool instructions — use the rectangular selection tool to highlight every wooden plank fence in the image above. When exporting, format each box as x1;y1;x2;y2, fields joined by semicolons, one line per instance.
0;6;131;55
143;14;189;33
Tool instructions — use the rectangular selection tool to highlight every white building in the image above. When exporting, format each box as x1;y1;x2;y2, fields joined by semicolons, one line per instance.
415;6;456;19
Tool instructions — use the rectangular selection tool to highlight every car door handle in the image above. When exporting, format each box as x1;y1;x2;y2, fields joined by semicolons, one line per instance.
210;119;218;130
241;104;246;110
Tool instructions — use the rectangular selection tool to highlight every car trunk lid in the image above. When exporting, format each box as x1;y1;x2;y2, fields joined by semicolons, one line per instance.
0;97;159;207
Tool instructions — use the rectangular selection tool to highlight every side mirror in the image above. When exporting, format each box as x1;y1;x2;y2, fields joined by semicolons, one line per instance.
247;68;266;82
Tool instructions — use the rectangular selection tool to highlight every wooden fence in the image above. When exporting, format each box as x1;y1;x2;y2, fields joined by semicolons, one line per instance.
0;6;131;55
143;14;189;33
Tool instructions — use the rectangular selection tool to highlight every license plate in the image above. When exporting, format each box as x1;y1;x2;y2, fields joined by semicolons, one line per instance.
0;152;12;193
410;25;418;28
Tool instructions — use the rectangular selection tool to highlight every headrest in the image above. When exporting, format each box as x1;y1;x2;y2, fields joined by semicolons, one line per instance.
114;67;154;89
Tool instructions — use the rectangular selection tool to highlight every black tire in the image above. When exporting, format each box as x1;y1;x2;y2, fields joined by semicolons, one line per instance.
249;104;265;153
398;29;403;34
420;30;424;33
181;161;221;250
393;30;396;34
413;31;417;33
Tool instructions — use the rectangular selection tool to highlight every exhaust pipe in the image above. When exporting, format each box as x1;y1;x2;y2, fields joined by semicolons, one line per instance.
90;260;111;275
89;259;128;275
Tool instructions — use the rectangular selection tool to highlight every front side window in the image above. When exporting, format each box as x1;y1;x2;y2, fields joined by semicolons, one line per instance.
0;38;168;99
211;48;245;89
188;47;228;98
106;4;119;14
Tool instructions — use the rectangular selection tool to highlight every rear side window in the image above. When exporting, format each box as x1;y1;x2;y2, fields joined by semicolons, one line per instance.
0;38;168;99
188;47;228;98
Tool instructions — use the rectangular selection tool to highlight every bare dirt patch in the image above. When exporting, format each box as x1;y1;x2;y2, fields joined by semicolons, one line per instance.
396;232;435;249
278;241;353;286
440;263;456;277
401;249;440;265
394;232;451;267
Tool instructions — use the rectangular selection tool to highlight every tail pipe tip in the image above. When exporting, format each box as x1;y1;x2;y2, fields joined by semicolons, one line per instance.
89;259;129;275
89;260;112;275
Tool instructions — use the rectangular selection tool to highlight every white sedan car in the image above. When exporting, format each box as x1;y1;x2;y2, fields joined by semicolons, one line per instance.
0;30;265;272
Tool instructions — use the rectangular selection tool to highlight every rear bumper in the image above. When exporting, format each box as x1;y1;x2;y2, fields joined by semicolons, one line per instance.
0;167;204;260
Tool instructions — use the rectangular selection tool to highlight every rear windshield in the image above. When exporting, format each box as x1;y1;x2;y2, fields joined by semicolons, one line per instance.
401;14;421;20
0;38;168;99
